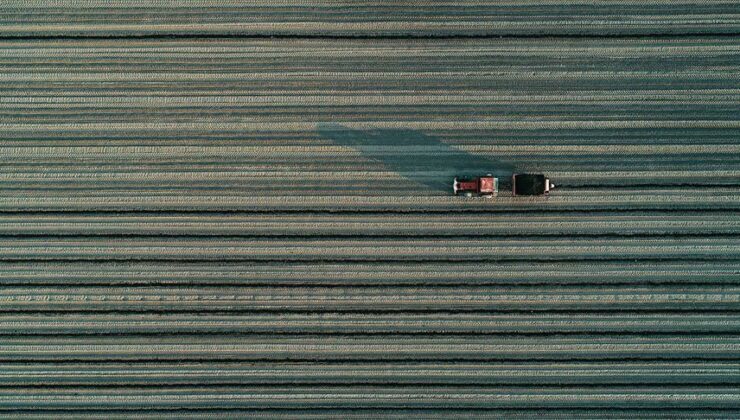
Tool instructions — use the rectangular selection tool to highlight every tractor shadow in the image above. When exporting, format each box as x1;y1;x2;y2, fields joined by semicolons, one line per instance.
317;123;515;192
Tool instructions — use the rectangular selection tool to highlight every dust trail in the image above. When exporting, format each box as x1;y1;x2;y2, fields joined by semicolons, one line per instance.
317;123;514;192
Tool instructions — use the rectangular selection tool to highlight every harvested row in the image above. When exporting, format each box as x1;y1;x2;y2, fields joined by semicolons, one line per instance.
2;313;740;334
3;100;737;123
1;336;739;361
0;285;738;312
1;0;738;36
1;386;740;410
4;102;738;122
1;237;737;261
1;169;738;189
2;261;735;286
3;145;738;168
2;361;739;386
1;213;737;236
5;129;738;147
0;409;737;419
2;190;738;210
3;144;739;161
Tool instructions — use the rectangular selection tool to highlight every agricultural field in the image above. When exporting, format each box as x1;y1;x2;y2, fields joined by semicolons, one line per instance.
0;1;739;417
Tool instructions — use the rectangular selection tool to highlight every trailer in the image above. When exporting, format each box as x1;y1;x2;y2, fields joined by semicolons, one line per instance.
512;173;554;196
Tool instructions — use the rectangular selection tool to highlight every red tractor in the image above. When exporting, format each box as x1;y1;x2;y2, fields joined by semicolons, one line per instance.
453;174;498;197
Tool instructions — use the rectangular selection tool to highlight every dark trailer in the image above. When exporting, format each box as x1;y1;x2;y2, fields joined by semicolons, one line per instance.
512;174;554;196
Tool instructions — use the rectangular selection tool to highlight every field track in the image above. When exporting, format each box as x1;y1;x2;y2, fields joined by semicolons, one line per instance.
0;1;739;417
